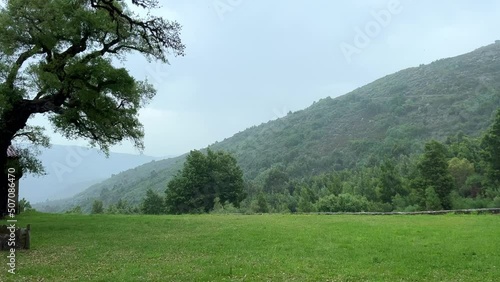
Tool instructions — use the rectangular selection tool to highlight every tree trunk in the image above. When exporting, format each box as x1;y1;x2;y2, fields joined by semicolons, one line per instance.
0;106;31;218
0;141;10;219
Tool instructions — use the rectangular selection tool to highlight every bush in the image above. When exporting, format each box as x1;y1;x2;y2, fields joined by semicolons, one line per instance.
141;189;165;215
392;194;409;211
91;200;104;214
425;187;442;210
65;205;83;214
368;201;393;212
211;198;241;214
316;193;369;212
316;194;338;212
212;197;224;213
489;196;500;208
19;198;33;213
403;205;420;212
451;196;491;209
251;193;269;213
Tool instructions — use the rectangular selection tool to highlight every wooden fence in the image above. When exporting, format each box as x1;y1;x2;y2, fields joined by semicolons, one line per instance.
313;208;500;215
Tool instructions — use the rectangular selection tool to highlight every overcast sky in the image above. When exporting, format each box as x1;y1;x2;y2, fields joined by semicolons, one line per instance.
29;0;500;158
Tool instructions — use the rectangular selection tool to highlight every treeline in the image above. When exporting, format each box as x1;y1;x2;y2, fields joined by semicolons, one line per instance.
240;109;500;213
67;109;500;215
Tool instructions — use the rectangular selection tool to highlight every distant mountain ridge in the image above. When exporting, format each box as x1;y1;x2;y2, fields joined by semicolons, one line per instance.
21;144;159;203
36;41;500;213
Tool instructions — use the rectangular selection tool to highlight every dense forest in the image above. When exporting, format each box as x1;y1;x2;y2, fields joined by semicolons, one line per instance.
35;41;500;214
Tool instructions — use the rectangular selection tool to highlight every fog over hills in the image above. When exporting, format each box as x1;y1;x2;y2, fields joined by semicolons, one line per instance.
20;145;167;203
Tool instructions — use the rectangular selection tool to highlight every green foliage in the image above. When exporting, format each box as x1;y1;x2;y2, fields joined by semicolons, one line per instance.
491;196;500;208
316;193;369;212
141;188;164;215
91;200;104;214
111;199;139;214
212;197;224;213
165;149;245;214
425;187;443;211
462;174;487;198
481;108;500;183
392;194;409;211
377;160;405;203
446;134;483;168
65;205;82;214
0;0;185;153
316;194;338;212
211;197;239;214
415;140;455;209
263;167;289;194
18;197;33;213
450;191;492;209
297;186;317;212
10;126;50;175
253;193;269;213
0;0;185;218
448;157;475;192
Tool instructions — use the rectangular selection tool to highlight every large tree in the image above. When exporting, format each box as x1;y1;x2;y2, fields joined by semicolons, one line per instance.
377;159;405;204
165;149;245;214
0;0;185;217
414;140;454;210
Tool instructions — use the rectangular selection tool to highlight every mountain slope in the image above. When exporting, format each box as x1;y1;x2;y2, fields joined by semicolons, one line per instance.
37;41;500;212
21;145;158;203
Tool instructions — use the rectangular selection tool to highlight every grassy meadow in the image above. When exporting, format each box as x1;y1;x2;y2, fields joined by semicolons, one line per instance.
1;211;499;281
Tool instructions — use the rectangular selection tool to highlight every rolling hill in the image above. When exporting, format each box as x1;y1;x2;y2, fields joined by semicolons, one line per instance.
35;41;500;213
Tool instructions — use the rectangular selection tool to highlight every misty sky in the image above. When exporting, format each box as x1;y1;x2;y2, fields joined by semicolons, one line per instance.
29;0;500;157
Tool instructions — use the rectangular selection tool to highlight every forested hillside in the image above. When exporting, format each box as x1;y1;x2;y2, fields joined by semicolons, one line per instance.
36;41;500;213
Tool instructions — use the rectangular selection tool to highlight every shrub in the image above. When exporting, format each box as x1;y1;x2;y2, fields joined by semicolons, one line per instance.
450;191;491;209
316;193;369;212
141;189;165;215
91;200;104;214
425;187;442;210
489;196;500;208
65;205;83;214
403;205;420;212
19;198;33;213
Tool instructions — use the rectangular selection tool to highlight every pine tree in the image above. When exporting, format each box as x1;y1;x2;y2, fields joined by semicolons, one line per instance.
377;160;405;204
415;140;454;209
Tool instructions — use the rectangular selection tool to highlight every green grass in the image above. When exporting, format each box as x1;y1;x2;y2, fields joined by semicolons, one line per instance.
1;212;499;281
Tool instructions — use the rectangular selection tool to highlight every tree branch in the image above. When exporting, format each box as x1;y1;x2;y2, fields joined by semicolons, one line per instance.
6;47;43;90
